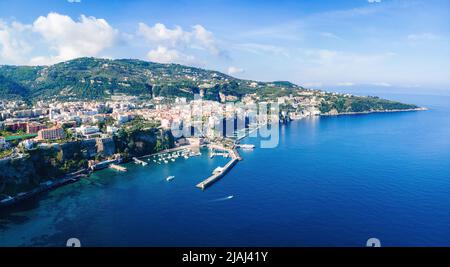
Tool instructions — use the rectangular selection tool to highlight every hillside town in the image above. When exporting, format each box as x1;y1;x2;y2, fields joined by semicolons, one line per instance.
0;91;324;159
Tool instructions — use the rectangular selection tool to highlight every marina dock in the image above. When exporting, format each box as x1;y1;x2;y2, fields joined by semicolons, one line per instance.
140;145;191;159
133;157;148;166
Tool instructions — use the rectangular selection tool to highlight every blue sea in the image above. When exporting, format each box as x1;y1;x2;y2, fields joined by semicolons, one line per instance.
1;93;449;247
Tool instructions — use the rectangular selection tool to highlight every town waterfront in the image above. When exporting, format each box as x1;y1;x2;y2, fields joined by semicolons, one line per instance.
1;93;449;247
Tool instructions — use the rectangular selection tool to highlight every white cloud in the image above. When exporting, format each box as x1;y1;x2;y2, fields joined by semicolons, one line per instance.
227;66;244;75
31;12;118;65
147;45;195;65
137;22;223;63
0;21;33;64
191;25;220;55
138;23;189;47
367;0;381;3
67;0;81;3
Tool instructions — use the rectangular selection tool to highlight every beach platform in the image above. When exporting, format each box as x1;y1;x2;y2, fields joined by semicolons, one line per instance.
110;164;127;172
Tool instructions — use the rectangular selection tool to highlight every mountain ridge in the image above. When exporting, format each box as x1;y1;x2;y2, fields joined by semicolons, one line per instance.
0;57;303;102
0;57;419;113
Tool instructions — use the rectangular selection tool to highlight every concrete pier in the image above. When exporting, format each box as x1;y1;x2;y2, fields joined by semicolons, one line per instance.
196;144;242;189
196;158;238;189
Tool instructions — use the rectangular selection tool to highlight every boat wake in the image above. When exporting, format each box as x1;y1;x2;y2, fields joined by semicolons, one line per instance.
210;195;234;202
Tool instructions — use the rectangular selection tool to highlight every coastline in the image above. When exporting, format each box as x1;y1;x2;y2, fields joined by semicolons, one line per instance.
0;169;88;208
1;107;426;208
319;107;427;117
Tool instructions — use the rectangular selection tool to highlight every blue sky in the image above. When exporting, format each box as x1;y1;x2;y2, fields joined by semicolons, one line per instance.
0;0;449;92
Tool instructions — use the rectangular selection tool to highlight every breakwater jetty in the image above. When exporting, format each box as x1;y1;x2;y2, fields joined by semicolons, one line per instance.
196;144;242;189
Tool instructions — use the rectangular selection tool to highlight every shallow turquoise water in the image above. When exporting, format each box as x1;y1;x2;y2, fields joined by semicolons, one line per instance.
1;94;449;247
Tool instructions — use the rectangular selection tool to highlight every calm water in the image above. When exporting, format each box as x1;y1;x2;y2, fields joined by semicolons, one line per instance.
1;93;449;247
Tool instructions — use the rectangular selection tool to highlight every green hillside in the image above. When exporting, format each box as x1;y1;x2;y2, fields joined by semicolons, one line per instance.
0;57;418;112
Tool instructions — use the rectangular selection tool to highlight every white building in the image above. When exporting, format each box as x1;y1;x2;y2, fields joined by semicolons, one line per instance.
76;125;101;139
106;126;119;135
115;114;130;124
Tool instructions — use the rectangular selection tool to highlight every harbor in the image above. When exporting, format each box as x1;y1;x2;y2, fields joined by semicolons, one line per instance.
1;139;252;209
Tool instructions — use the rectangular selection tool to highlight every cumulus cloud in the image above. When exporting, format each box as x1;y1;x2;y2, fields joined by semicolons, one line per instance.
191;24;221;55
0;21;33;64
227;66;244;75
138;23;189;47
138;22;224;64
31;12;118;65
147;45;195;64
